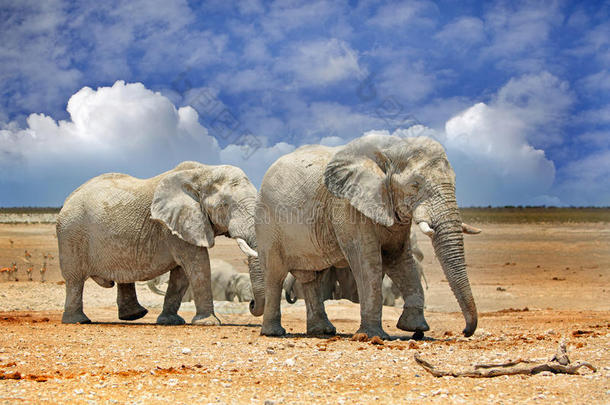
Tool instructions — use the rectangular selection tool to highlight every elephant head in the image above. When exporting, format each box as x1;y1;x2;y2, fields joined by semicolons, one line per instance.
149;162;263;312
228;273;254;302
324;135;478;336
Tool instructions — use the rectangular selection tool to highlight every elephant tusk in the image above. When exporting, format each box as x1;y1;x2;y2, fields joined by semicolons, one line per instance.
461;223;482;234
235;238;258;258
418;221;434;238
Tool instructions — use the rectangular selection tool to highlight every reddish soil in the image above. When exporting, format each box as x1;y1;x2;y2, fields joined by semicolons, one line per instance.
0;223;608;403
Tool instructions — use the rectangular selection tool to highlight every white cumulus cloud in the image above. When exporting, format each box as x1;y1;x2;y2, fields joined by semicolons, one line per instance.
0;80;313;206
1;81;224;205
443;102;555;205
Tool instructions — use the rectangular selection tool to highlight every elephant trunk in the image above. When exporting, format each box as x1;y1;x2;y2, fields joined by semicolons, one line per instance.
229;200;265;316
284;273;297;304
247;255;265;316
423;188;478;337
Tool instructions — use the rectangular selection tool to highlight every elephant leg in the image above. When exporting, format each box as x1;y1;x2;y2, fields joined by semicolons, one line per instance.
62;277;90;324
338;233;388;340
296;270;336;336
156;267;189;325
384;251;429;335
117;283;148;321
182;285;194;303
180;248;220;326
165;238;219;326
261;252;288;336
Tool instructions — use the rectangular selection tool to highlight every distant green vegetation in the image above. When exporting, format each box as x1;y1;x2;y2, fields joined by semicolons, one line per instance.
460;207;610;223
0;207;61;214
1;206;609;223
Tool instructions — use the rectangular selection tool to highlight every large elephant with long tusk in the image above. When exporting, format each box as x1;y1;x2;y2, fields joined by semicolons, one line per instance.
56;161;261;325
255;134;480;339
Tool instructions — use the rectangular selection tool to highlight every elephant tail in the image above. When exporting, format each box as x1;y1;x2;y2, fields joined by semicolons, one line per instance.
147;279;166;296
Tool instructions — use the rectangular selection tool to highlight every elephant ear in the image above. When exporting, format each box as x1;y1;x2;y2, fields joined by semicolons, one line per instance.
150;169;215;248
324;138;395;226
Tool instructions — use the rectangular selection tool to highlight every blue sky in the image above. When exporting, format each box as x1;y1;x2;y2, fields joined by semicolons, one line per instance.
1;0;609;206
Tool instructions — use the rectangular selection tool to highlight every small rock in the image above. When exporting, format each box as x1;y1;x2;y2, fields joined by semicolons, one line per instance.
350;333;369;342
266;348;275;355
181;348;191;355
284;357;296;367
370;336;384;345
74;389;84;395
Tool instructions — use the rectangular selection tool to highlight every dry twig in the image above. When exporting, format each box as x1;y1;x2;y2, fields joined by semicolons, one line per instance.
414;340;596;378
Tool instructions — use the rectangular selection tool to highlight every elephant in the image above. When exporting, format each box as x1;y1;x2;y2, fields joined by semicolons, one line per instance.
254;134;480;339
211;261;254;302
284;268;396;305
283;227;425;306
284;227;428;307
56;161;261;325
147;259;254;303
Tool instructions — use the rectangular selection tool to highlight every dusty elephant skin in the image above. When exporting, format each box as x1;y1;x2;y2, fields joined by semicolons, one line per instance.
56;161;261;325
256;134;478;339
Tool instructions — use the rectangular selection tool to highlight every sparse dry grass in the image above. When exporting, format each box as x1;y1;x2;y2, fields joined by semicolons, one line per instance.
1;206;610;224
460;207;610;223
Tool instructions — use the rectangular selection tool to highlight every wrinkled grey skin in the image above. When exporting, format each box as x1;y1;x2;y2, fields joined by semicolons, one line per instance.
256;135;478;339
284;226;425;306
148;259;254;303
57;161;260;325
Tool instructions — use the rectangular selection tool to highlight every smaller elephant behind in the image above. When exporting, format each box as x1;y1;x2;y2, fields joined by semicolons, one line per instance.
284;226;426;306
211;260;254;302
148;259;253;303
284;268;400;306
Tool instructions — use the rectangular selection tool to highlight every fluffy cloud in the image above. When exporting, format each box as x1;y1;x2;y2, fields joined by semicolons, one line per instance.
493;72;573;146
482;2;563;71
0;81;222;205
443;103;555;205
0;74;605;206
435;17;486;49
0;81;319;206
363;73;567;206
276;39;363;87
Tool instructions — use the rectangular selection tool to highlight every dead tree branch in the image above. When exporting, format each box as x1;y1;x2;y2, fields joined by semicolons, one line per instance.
414;340;597;378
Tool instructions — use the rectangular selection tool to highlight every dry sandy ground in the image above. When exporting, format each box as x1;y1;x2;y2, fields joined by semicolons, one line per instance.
0;222;609;404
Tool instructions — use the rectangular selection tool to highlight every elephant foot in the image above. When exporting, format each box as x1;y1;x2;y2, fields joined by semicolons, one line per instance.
118;305;148;321
307;319;336;336
261;321;286;336
356;325;390;341
156;313;186;325
396;307;430;333
192;314;221;326
62;311;91;324
412;330;425;340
